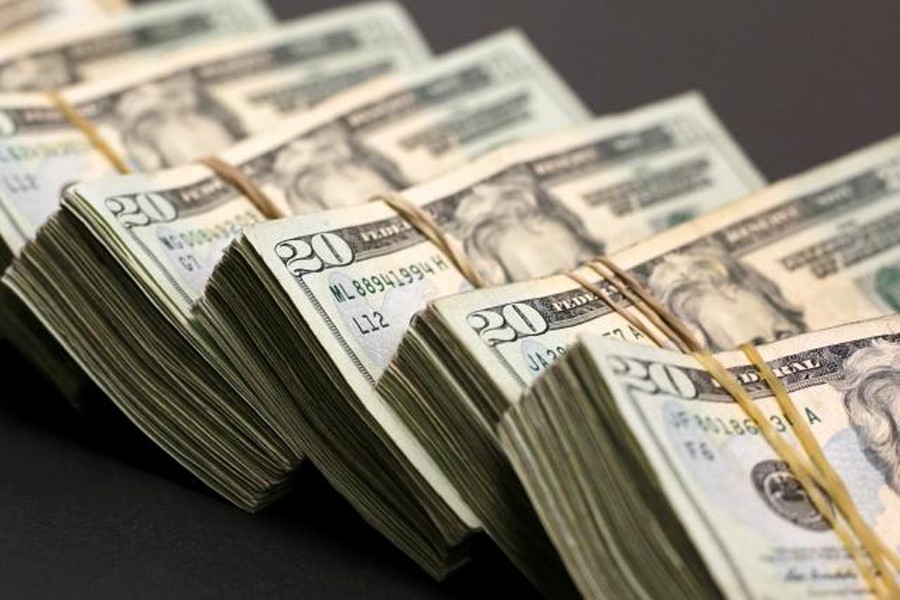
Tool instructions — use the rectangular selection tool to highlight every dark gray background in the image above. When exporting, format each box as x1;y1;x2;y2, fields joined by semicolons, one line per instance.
2;0;900;598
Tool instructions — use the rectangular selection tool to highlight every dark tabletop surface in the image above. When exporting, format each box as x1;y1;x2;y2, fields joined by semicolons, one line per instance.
3;0;900;598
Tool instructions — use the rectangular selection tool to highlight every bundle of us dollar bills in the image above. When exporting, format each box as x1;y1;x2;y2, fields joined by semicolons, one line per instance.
3;28;590;576
0;0;280;256
0;0;276;389
0;0;276;93
502;314;900;599
0;1;431;258
180;92;760;591
376;132;900;589
0;0;430;400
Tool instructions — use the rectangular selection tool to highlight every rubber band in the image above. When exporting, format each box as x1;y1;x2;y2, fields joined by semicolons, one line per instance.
593;255;702;353
585;259;691;353
199;156;284;220
48;91;131;174
373;192;487;288
49;92;285;221
566;270;669;349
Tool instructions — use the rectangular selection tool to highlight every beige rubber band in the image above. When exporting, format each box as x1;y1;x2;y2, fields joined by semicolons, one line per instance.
49;91;131;174
593;255;702;352
199;156;285;220
566;270;669;348
373;192;487;288
585;259;692;353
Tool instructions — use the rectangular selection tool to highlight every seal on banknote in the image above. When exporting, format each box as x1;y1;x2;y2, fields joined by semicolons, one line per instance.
751;459;830;531
874;266;900;312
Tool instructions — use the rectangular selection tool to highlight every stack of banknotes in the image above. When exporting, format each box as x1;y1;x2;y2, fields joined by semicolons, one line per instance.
3;1;899;597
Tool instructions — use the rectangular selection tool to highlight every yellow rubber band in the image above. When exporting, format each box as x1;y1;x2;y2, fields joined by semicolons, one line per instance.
567;269;670;348
585;259;690;353
373;192;488;288
48;91;131;175
593;255;703;352
199;156;284;220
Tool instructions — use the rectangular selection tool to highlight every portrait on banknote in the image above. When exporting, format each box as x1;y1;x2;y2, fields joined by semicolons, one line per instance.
646;245;808;350
451;170;604;285
115;73;247;169
833;340;900;494
273;123;407;213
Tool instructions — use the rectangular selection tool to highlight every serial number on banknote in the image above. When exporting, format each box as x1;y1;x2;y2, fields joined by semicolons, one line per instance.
328;254;451;304
668;408;823;439
522;325;651;374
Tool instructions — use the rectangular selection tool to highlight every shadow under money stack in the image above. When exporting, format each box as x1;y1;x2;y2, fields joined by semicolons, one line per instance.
190;92;762;591
503;316;900;599
0;2;431;408
3;30;589;575
377;132;900;589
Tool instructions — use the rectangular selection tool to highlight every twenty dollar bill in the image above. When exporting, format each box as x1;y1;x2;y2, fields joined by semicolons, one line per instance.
0;0;275;92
